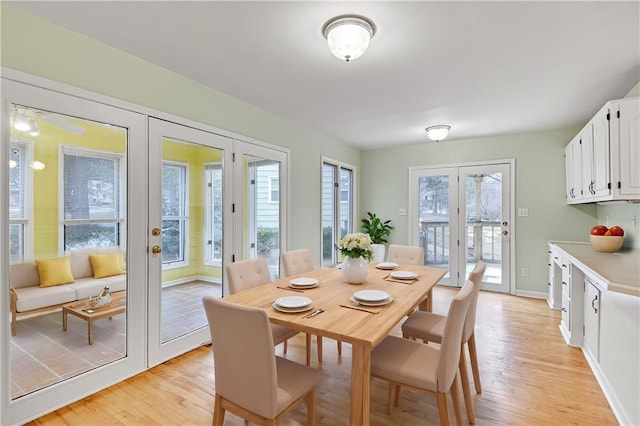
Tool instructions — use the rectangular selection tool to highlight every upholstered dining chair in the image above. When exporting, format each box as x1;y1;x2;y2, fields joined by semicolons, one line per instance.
386;244;424;265
371;280;476;426
401;260;487;424
203;296;321;426
226;258;311;364
281;249;342;363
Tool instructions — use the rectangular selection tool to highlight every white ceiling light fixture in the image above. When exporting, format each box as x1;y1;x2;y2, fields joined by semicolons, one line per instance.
322;15;376;62
425;125;451;142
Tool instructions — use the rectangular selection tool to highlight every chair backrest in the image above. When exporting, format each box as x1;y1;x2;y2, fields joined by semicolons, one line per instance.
436;280;475;392
387;244;424;265
462;261;486;342
202;296;279;419
282;249;314;276
226;258;272;294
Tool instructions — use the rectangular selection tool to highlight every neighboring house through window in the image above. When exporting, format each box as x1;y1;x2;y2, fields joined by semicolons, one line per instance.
321;157;355;266
61;146;125;252
162;161;189;268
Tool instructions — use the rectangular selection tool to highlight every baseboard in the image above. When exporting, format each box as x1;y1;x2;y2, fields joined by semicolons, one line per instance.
161;276;222;288
514;289;547;299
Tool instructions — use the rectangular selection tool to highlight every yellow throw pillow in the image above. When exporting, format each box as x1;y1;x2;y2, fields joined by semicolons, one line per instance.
90;252;125;279
36;257;75;287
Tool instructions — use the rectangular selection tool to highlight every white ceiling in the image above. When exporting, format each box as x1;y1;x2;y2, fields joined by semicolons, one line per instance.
8;1;640;150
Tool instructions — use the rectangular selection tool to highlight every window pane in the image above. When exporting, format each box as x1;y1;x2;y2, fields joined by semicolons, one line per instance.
9;144;26;219
322;163;336;266
340;168;352;239
162;219;184;263
162;164;185;217
64;223;118;251
206;165;223;263
10;223;23;263
64;153;119;220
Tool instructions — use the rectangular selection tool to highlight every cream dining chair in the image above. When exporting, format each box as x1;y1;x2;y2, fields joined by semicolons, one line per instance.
281;249;342;363
371;280;476;425
226;258;311;364
386;244;424;265
401;260;487;424
203;296;321;426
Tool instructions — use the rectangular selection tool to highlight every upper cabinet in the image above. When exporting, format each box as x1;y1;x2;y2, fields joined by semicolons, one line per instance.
565;97;639;204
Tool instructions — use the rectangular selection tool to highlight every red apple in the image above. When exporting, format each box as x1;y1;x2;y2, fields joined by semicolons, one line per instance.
607;226;624;236
590;225;608;236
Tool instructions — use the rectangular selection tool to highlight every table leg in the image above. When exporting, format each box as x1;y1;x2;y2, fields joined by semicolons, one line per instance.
350;342;370;425
87;319;93;345
419;288;433;312
62;309;68;331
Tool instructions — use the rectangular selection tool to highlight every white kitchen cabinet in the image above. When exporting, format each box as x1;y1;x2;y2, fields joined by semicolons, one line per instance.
565;96;639;204
582;277;601;362
547;244;562;309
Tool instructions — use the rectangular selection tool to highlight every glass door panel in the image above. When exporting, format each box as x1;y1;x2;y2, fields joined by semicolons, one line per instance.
148;118;233;367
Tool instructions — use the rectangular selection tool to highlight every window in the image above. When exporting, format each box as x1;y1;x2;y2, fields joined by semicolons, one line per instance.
62;146;125;252
162;161;189;267
321;158;355;266
268;176;279;203
9;140;31;263
204;163;222;265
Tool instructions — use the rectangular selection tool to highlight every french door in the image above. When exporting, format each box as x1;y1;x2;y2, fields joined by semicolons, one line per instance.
147;118;233;367
409;161;513;293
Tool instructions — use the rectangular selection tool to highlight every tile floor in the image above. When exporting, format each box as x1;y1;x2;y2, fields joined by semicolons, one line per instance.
10;281;220;399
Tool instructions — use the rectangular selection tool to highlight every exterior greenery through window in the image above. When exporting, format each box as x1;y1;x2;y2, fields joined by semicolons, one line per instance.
162;161;188;267
9;141;29;263
62;146;125;252
205;163;222;265
321;159;355;266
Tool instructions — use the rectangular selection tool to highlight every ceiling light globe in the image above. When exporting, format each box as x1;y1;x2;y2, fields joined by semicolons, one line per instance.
323;16;375;62
14;117;31;132
425;125;451;142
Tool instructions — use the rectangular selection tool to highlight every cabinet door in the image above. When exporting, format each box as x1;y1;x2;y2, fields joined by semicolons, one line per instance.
591;106;611;198
565;137;582;203
580;124;594;200
583;279;601;361
611;98;640;197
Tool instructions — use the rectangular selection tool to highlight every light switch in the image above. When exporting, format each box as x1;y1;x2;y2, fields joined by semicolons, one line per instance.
399;208;407;216
518;208;528;217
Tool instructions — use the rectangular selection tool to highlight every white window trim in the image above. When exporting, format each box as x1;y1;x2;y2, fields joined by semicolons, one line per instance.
204;161;222;267
162;160;189;270
9;138;35;263
58;144;127;255
268;175;279;203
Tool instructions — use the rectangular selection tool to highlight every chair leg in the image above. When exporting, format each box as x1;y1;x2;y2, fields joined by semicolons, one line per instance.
394;384;401;408
306;388;316;426
450;373;463;426
436;392;450;426
459;346;475;423
386;382;396;415
337;340;342;356
306;333;312;366
317;335;323;363
212;393;225;426
467;335;482;394
283;339;288;354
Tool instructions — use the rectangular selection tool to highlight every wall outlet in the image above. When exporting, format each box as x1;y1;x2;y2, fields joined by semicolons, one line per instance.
521;268;529;277
399;208;407;216
518;208;528;217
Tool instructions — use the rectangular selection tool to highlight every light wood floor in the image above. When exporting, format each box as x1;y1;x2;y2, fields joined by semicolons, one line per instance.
29;287;617;425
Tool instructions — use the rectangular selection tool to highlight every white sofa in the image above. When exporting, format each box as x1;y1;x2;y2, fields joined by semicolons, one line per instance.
10;246;126;336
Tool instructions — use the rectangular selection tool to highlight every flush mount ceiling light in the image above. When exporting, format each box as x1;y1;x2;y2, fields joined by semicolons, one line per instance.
425;125;451;142
322;15;376;62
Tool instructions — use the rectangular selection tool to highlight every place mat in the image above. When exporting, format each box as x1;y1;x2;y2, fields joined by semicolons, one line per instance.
383;274;419;284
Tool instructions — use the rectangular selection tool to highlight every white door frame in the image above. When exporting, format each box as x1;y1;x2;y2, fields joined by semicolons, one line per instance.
409;159;515;294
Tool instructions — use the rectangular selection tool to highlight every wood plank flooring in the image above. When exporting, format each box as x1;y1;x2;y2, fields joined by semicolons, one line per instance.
29;287;618;425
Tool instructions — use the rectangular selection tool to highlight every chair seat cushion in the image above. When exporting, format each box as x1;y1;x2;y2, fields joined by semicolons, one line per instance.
275;356;321;413
271;324;299;345
371;335;440;392
401;311;446;343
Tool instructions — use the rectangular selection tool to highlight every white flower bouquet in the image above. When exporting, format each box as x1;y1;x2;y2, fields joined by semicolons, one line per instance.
337;232;374;261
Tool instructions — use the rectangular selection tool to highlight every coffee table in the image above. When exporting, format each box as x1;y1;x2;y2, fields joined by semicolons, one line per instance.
62;291;126;345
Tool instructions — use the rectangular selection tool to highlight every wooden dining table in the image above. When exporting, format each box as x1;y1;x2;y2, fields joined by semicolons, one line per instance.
222;263;447;425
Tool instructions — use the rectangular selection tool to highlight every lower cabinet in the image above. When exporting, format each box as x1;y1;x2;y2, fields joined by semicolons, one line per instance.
583;278;601;362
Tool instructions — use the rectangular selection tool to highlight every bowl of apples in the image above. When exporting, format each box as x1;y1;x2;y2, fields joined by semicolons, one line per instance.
590;225;624;253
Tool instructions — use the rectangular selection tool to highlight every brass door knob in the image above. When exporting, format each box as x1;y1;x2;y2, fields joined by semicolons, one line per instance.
152;245;162;254
151;228;161;236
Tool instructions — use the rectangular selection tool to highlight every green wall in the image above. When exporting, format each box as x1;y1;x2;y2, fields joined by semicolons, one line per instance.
0;5;360;262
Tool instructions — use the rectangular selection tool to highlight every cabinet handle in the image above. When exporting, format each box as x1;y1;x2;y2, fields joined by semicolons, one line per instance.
562;264;567;268
554;256;559;260
591;294;598;314
562;307;567;312
562;281;567;286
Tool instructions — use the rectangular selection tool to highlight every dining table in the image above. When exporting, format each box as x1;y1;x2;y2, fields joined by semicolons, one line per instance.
222;263;447;425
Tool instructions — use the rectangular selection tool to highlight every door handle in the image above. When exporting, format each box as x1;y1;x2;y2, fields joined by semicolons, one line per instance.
591;294;598;314
502;230;508;235
151;245;162;254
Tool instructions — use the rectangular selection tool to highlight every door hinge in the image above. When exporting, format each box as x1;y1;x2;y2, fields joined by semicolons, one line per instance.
208;182;212;188
232;203;235;213
232;152;236;162
608;182;611;189
583;324;585;336
606;112;610;121
617;110;620;119
457;240;460;246
579;139;582;145
207;240;212;245
618;181;621;189
232;254;235;262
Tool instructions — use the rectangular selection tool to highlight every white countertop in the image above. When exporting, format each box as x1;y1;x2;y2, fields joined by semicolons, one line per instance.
553;242;640;297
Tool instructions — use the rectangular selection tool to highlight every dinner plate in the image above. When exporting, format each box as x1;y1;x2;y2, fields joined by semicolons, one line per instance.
390;271;418;280
272;303;314;313
349;295;393;307
375;262;398;270
353;290;391;302
274;296;312;309
289;277;319;287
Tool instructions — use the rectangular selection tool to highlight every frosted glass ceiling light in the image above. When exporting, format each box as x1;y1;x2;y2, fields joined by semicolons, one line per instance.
425;125;451;142
30;161;46;170
14;113;31;132
323;15;376;62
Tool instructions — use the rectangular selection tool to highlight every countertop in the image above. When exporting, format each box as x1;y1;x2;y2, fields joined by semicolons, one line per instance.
552;242;640;297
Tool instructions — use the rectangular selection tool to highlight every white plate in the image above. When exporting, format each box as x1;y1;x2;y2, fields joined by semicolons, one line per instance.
390;271;418;280
289;277;319;287
375;262;398;270
273;303;314;313
353;290;391;302
349;295;393;307
290;282;319;289
274;296;312;309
